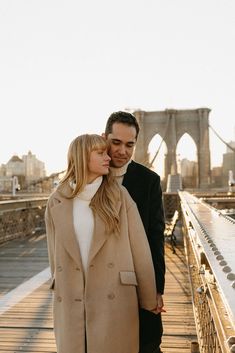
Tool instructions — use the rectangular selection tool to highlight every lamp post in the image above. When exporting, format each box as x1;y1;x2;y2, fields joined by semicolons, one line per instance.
12;176;20;197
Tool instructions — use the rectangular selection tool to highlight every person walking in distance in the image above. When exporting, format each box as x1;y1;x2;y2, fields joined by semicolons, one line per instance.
45;134;159;353
104;111;166;353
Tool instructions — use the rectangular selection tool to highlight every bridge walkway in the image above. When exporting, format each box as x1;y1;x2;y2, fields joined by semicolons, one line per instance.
0;227;197;353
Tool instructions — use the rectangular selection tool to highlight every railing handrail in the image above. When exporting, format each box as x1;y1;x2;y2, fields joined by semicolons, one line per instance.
179;191;235;353
0;197;49;206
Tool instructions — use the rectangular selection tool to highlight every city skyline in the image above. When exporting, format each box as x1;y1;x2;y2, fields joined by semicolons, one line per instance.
0;1;235;175
1;124;234;179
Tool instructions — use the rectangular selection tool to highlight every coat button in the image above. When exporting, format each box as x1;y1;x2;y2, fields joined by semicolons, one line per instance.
107;262;114;268
75;267;80;271
75;298;82;302
57;296;62;302
57;266;62;272
107;293;115;300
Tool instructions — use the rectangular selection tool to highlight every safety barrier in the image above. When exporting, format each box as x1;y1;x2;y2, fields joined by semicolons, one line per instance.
0;198;48;244
179;191;235;353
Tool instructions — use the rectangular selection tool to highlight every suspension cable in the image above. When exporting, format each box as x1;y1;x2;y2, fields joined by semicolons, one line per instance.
149;134;166;167
148;115;170;168
209;124;235;153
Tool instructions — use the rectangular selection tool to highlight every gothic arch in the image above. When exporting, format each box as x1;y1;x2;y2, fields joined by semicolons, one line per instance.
148;133;168;178
133;108;211;189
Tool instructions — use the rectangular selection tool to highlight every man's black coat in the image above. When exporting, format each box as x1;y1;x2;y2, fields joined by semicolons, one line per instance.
122;160;165;347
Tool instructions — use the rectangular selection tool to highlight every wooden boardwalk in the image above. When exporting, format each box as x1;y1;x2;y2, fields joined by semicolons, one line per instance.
0;225;197;353
0;234;55;353
161;222;197;352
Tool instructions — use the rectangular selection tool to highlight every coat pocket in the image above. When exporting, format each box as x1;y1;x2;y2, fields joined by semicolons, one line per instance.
120;271;138;286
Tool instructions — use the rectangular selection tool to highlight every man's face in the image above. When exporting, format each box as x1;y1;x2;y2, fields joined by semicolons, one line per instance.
106;122;137;168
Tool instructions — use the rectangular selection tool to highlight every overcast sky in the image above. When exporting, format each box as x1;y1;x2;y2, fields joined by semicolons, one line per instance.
0;0;235;176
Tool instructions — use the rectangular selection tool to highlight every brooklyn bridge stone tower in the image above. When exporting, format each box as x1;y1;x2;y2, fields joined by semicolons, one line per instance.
133;108;211;189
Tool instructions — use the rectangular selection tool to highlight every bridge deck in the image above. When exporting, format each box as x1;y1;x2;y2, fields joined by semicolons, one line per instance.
0;227;197;353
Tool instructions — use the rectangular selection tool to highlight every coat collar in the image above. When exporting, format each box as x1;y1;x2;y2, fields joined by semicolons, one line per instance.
50;184;121;269
50;191;83;269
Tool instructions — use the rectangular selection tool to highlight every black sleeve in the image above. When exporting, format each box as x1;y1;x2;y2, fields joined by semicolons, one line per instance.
148;176;165;294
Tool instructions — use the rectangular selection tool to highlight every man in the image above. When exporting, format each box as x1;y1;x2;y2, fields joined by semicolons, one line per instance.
104;111;165;353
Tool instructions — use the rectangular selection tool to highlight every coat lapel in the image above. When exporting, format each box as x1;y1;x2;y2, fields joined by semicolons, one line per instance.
88;198;122;264
122;161;136;188
50;193;83;269
51;184;122;268
87;213;108;265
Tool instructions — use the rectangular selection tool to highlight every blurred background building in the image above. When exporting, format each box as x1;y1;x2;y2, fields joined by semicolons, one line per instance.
0;151;46;192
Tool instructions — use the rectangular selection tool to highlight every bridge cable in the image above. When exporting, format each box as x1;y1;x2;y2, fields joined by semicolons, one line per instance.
209;124;235;153
148;115;171;168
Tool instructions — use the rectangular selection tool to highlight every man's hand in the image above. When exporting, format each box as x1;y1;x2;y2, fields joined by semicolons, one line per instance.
151;293;166;314
157;293;165;312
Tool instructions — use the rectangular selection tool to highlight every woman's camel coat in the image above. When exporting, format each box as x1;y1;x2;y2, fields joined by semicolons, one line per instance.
45;184;157;353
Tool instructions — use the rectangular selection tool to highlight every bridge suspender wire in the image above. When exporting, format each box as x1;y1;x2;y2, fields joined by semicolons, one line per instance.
209;124;235;153
149;134;166;167
148;116;171;168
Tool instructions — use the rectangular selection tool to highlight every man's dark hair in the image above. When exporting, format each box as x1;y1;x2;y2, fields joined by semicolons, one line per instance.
105;111;140;138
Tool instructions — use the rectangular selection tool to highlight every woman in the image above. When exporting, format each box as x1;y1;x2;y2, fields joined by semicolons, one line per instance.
45;134;158;353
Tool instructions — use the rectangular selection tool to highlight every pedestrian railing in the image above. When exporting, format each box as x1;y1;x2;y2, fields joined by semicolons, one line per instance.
0;198;48;244
179;191;235;353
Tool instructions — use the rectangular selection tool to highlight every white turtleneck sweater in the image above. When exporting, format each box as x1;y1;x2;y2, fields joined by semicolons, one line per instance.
110;160;132;185
73;176;103;273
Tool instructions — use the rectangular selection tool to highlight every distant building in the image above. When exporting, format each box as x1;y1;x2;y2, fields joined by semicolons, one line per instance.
211;166;223;187
5;155;24;177
0;164;6;177
180;158;198;188
22;151;46;183
222;141;235;186
0;151;46;192
226;141;235;153
0;155;25;192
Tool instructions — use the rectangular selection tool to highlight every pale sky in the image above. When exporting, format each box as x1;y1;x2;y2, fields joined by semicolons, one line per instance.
0;0;235;176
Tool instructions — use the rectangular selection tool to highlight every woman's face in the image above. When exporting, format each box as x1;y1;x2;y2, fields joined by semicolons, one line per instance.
87;148;111;182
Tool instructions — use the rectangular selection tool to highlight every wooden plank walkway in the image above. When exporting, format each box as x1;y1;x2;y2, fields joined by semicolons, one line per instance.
0;234;55;353
162;221;197;352
0;225;197;353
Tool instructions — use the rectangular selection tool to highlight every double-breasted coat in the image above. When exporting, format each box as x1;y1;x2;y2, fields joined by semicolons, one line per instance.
45;184;157;353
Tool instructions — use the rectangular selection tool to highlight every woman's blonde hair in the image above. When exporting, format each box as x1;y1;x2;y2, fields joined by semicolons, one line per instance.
59;134;120;234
